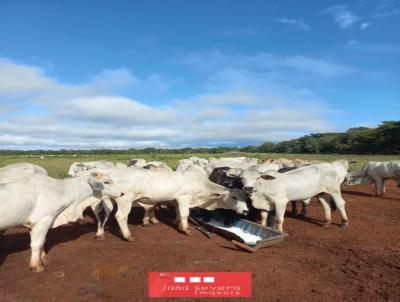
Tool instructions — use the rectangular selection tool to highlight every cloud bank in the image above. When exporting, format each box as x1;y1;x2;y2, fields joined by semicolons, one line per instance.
0;52;356;149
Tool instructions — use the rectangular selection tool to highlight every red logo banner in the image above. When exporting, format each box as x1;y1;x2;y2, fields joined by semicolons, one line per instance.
148;272;252;298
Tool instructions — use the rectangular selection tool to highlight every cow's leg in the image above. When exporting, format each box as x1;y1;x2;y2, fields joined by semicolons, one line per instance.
175;205;181;225
259;210;268;226
114;194;135;242
149;207;159;224
267;210;275;227
176;196;191;235
373;177;383;196
92;199;113;240
273;201;287;232
40;248;47;265
330;191;349;228
394;170;400;188
101;198;114;232
142;206;152;226
29;217;53;273
291;201;298;217
300;199;310;218
382;180;387;195
318;195;332;227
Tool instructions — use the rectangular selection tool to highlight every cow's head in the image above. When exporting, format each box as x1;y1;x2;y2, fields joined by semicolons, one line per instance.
68;163;89;177
248;174;278;210
87;172;124;199
216;188;249;215
227;168;262;193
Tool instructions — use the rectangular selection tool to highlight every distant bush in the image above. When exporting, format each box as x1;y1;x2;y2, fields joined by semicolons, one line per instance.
249;121;400;155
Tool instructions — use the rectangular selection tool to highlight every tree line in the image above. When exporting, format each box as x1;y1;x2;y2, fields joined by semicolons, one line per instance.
0;121;399;155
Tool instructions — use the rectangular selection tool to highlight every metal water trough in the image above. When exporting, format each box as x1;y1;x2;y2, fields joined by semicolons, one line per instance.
189;209;288;252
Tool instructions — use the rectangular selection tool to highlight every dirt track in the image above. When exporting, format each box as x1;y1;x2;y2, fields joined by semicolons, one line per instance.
0;182;399;302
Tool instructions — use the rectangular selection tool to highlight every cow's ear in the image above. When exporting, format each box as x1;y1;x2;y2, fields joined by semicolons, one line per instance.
226;168;242;177
88;177;104;191
90;172;100;178
211;193;225;198
260;174;276;180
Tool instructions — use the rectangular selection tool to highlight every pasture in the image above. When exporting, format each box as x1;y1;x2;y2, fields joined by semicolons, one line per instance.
1;153;399;177
0;153;399;301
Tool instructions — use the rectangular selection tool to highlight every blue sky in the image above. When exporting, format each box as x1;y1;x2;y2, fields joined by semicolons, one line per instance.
0;0;399;149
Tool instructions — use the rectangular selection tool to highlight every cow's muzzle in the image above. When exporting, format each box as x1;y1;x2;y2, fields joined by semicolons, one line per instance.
243;187;254;193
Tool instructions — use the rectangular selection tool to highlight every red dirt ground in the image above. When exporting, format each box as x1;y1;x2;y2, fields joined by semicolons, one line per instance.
0;182;399;302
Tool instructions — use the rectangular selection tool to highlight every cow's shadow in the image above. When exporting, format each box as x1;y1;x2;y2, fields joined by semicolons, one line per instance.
284;210;342;227
0;207;149;266
0;221;96;266
149;205;182;234
342;189;399;200
341;189;374;197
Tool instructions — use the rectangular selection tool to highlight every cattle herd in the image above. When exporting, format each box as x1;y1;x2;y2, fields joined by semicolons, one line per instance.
0;157;399;273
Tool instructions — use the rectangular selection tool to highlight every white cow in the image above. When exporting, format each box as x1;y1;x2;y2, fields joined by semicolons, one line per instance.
100;162;173;227
67;161;115;177
247;163;349;232
0;163;49;240
0;163;48;183
115;163;127;168
129;161;172;225
331;160;353;184
176;157;208;172
204;157;258;175
127;158;147;167
226;163;280;193
345;161;400;196
226;163;309;220
89;166;249;241
0;172;123;273
128;159;172;171
263;158;319;169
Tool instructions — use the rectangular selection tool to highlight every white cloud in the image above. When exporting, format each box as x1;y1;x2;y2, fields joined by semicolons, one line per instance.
323;5;360;29
377;0;395;9
0;59;56;93
88;68;139;90
60;96;178;126
360;22;370;30
374;9;399;17
346;40;400;53
0;56;340;149
275;18;311;31
179;49;357;78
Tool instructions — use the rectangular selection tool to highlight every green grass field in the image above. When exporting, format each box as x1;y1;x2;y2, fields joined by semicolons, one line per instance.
1;153;400;178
